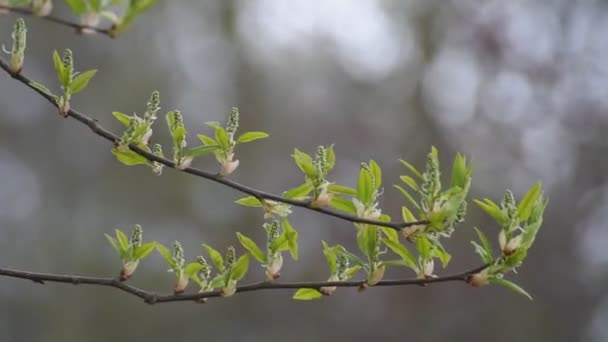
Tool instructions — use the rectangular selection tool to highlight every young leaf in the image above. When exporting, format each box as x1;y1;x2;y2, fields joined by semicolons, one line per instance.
394;185;421;211
357;225;378;260
155;244;176;269
282;219;299;260
215;127;230;151
490;278;533;300
133;242;156;260
186;145;219;158
183;262;204;278
369;160;382;190
400;175;418;191
517;182;542;222
236;232;266;263
229;254;250;281
450;153;471;188
29;81;56;98
105;234;121;255
399;159;423;179
326;145;336;172
383;238;417;269
292;149;317;178
284;182;313;199
52;51;66;86
473;227;493;258
475;199;505;225
235;196;263;207
197;134;217;146
322;241;338;273
471;241;493;264
329;196;357;215
115;229;130;251
337;246;365;267
293;288;323;300
112;112;131;126
401;206;417;222
357;168;373;205
111;149;148;166
415;235;432;260
66;0;88;14
380;227;399;243
70;69;97;94
327;184;357;196
236;131;269;143
203;244;224;272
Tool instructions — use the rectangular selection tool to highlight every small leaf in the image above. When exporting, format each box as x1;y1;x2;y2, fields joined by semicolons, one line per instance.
284;182;313;199
29;81;55;98
183;262;204;278
112;112;131;126
112;148;148;166
52;51;66;87
70;69;97;94
66;0;88;14
475;199;505;225
292;149;317;178
490;278;533;300
399;159;423;179
282;219;299;260
383;238;417;269
156;244;176;269
293;288;323;300
326;145;336;172
394;185;421;211
235;196;263;207
401;206;417;222
197;134;217;146
105;234;121;255
517;182;542;222
203;244;224;272
322;241;338;273
237;233;266;263
400;175;418;191
433;244;452;268
357;168;374;205
115;229;129;251
327;184;357;196
133;242;156;260
369;160;382;190
186;145;220;158
357;225;378;259
345;265;362;279
473;227;493;259
229;254;250;281
237;131;269;143
415;235;432;260
205;121;223;130
329;196;357;214
450;153;471;188
215;127;230;151
380;227;399;243
471;241;493;264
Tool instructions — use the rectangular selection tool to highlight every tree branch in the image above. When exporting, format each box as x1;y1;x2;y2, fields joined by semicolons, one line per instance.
0;58;427;231
0;264;487;304
0;5;112;36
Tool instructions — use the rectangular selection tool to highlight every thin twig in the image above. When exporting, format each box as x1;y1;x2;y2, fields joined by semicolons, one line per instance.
0;5;112;37
0;264;487;304
0;58;428;231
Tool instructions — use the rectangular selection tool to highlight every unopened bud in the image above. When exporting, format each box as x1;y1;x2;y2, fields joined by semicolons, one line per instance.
503;235;522;256
176;156;193;170
320;274;339;296
366;265;385;286
421;259;434;279
311;192;332;208
265;254;283;280
222;280;237;297
220;159;239;176
33;0;53;17
80;13;100;34
498;230;507;251
467;271;489;287
120;260;139;281
174;273;189;294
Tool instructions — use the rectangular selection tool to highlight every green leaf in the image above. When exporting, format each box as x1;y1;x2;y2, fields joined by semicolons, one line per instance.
186;145;220;158
237;131;269;143
345;265;362;279
66;0;88;14
380;227;398;243
215;127;230;151
383;238;417;269
471;241;493;264
270;233;289;253
52;51;67;88
105;234;121;255
517;182;542;222
433;244;452;268
475;199;505;225
29;81;56;98
197;134;217;146
490;278;533;300
326;145;336;172
394;185;421;211
337;246;365;267
357;168;374;205
450;153;471;188
415;235;432;260
369;160;382;190
205;121;223;130
236;233;266;263
115;229;129;251
235;196;263;207
399;159;423;179
329;196;357;214
203;244;224;272
357;225;378;259
155;244;176;269
229;254;250;281
293;288;323;300
520;200;546;251
292;149;317;178
133;242;156;260
327;184;357;196
282;219;299;260
112;112;131;126
473;227;493;259
112;148;148;166
70;69;97;94
322;241;338;273
284;182;313;200
401;206;417;222
183;262;204;278
400;175;418;191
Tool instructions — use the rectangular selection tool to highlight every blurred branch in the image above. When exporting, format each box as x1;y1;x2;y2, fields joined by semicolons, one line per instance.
0;5;112;36
0;264;488;304
0;57;427;231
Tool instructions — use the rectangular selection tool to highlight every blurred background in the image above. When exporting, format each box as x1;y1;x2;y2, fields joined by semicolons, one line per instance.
0;0;605;341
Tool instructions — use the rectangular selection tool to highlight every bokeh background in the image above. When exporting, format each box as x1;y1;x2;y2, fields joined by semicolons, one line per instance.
0;0;606;341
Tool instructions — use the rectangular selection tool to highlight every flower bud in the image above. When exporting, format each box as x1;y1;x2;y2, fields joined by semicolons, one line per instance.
265;254;283;280
467;271;489;287
311;192;332;208
320;274;339;296
220;159;239;176
79;13;100;34
120;260;139;281
498;230;507;251
176;156;193;170
420;259;434;279
174;273;189;294
503;235;522;256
